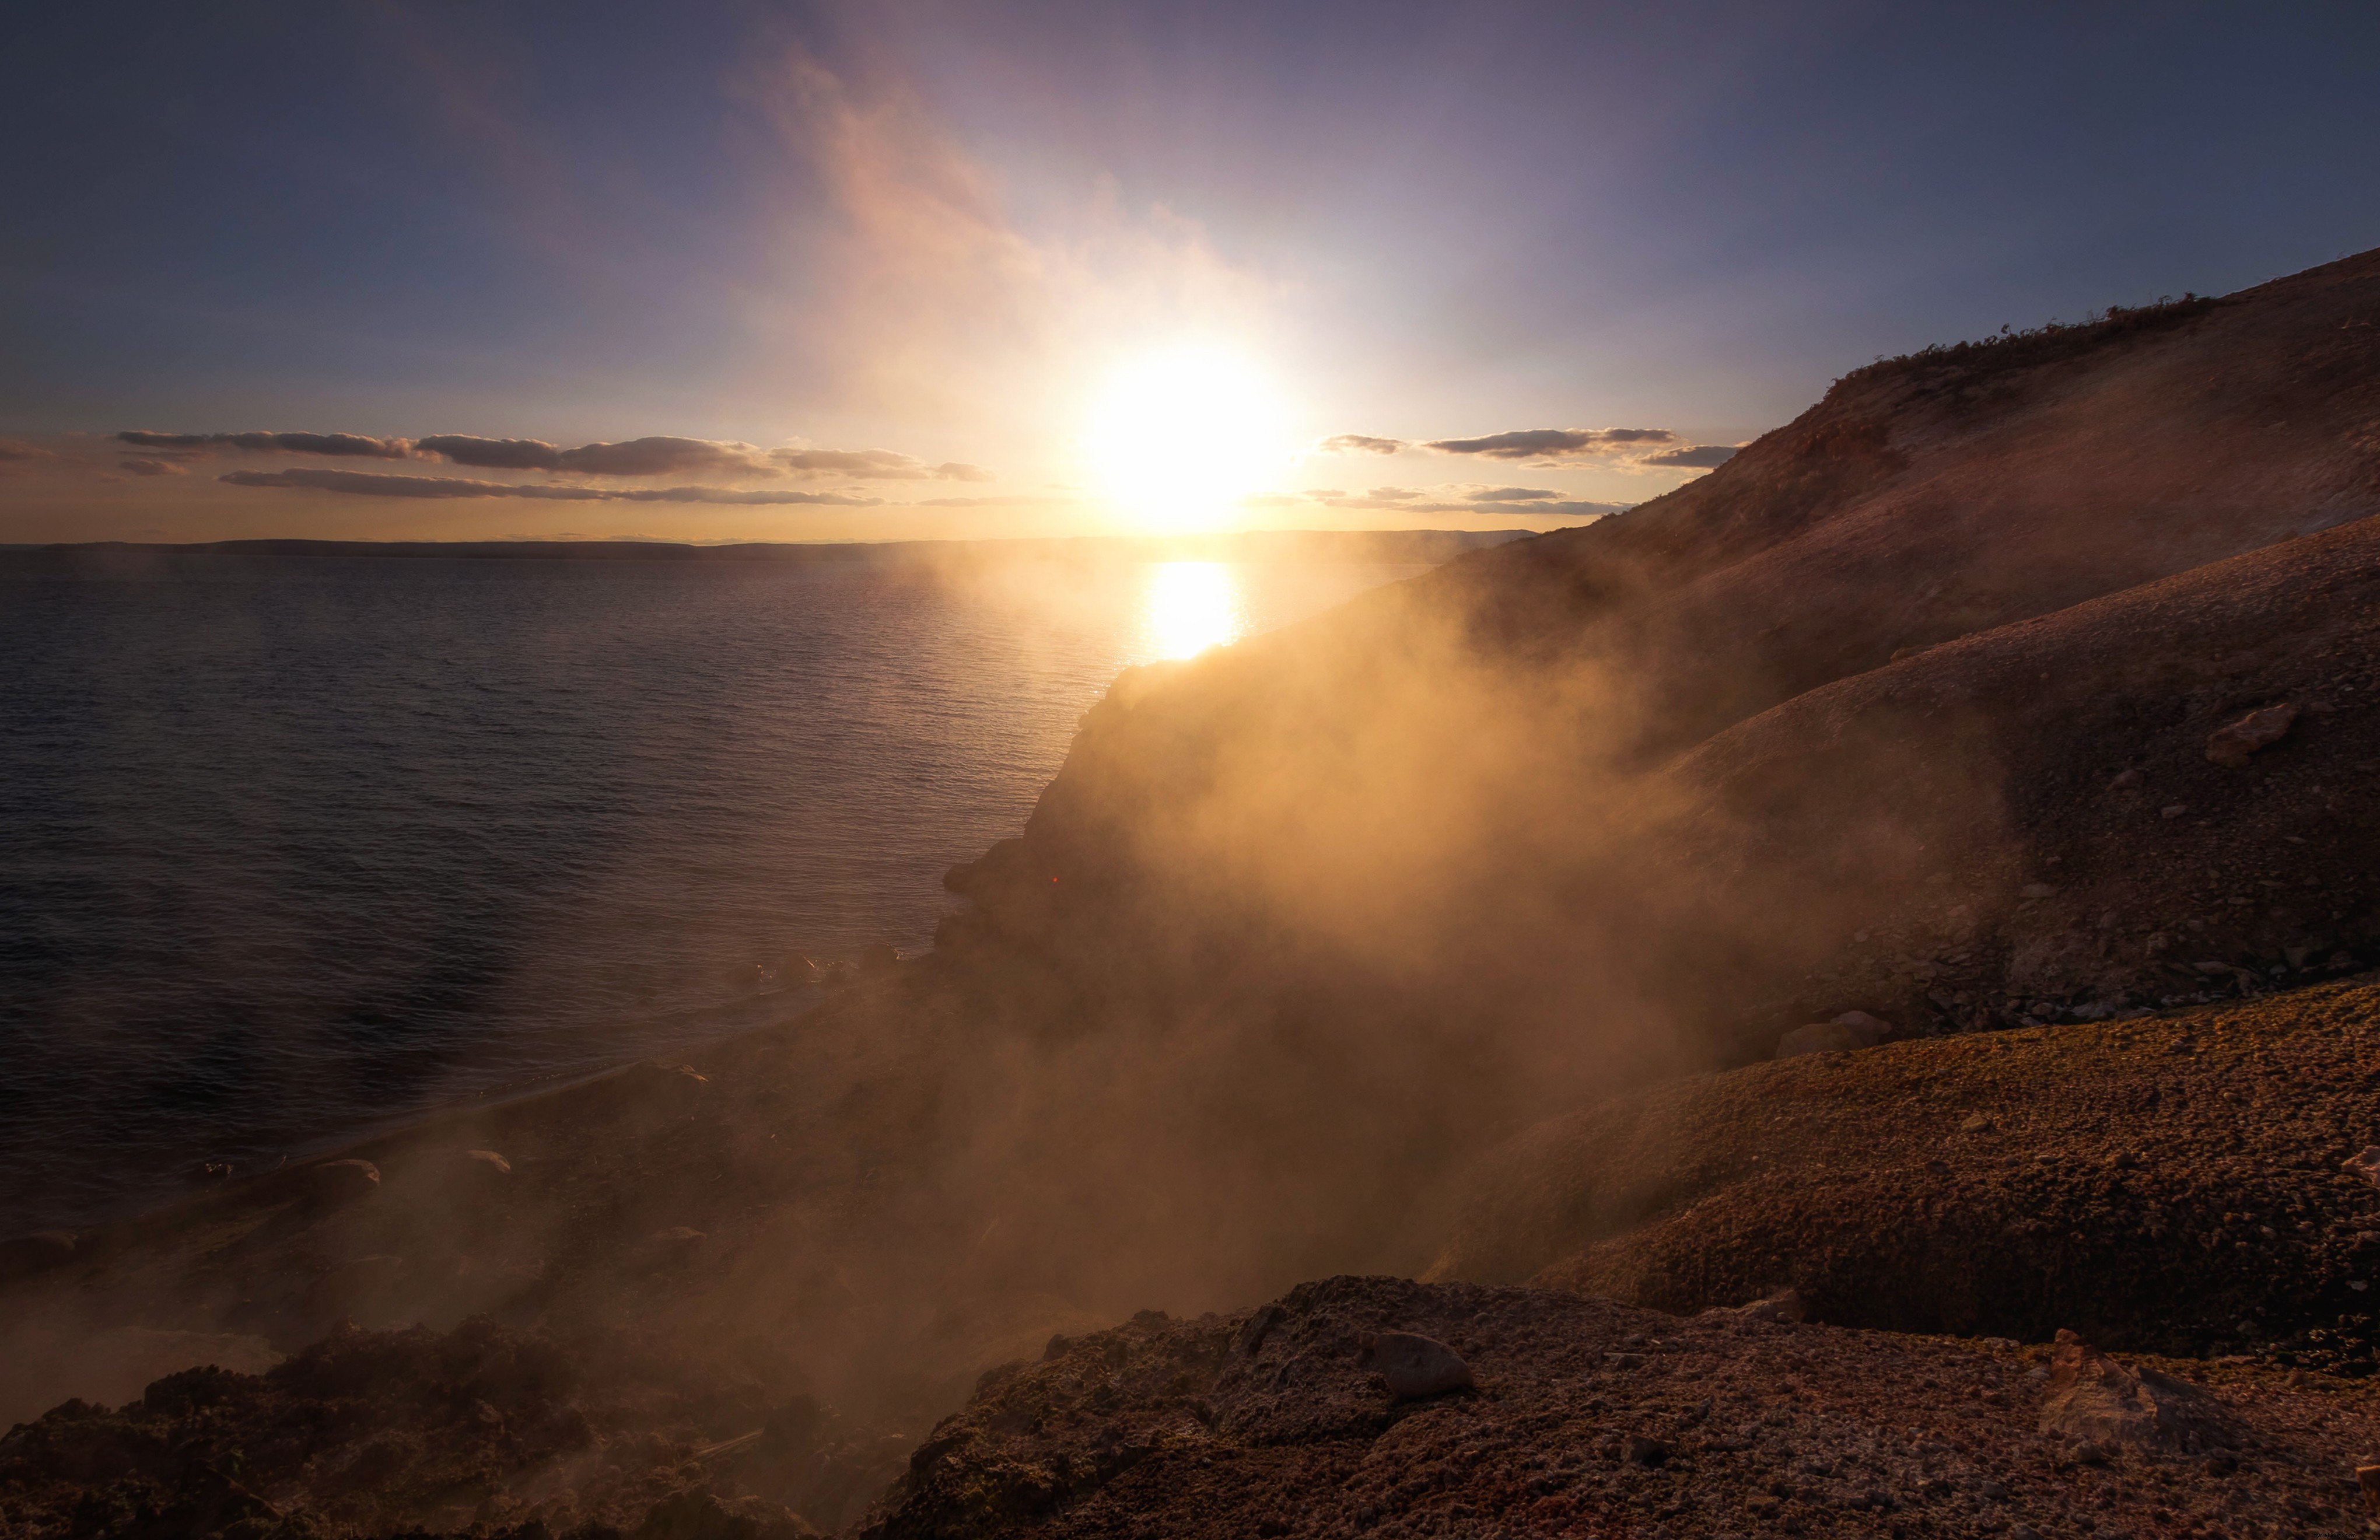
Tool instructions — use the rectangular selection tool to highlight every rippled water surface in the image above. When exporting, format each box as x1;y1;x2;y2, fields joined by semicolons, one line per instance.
0;549;1423;1231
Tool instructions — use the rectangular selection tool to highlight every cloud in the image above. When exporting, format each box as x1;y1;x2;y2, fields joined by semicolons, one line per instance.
1305;482;1632;521
1422;428;1679;461
1315;434;1408;456
219;469;881;505
415;435;772;478
1462;486;1566;503
412;435;566;471
118;429;410;458
770;447;993;481
1640;443;1740;468
117;457;188;477
915;494;1076;508
0;439;59;463
122;428;995;484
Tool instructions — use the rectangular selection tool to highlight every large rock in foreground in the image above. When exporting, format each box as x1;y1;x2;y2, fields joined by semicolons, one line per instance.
862;1275;2372;1540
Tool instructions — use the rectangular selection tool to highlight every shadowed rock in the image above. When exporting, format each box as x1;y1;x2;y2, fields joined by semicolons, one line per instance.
2206;702;2298;766
2037;1328;2242;1454
1371;1331;1473;1398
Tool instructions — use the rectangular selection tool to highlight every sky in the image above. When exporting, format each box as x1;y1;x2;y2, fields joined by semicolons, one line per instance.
3;1;2377;545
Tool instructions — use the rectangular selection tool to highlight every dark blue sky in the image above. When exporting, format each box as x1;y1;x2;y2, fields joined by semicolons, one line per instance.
5;2;2378;540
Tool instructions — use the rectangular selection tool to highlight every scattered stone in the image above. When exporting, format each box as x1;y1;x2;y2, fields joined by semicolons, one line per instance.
0;1230;78;1278
2162;803;2189;818
309;1159;381;1205
1706;1288;1807;1324
2020;883;2059;899
2109;768;2144;790
1960;1113;1994;1133
186;1161;233;1181
2358;1465;2380;1513
1623;1434;1670;1468
463;1149;512;1176
2206;703;2299;767
1371;1331;1473;1399
2343;1147;2380;1187
2037;1329;2242;1453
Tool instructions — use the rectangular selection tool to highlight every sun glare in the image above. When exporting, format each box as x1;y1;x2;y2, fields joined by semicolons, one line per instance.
1084;347;1289;531
1144;562;1242;660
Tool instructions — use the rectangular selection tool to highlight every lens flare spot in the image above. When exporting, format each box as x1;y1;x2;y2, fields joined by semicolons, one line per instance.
1144;562;1241;660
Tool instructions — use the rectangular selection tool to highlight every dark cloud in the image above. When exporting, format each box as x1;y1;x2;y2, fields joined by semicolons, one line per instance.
1422;428;1679;460
117;457;188;477
1462;485;1566;503
772;448;993;482
118;429;410;458
122;428;997;485
414;435;565;471
0;438;59;463
549;436;770;478
1309;482;1632;521
1640;443;1739;468
1315;434;1408;456
219;469;881;505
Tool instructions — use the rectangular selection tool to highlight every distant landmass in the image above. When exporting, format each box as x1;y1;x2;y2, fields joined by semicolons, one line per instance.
20;527;1542;565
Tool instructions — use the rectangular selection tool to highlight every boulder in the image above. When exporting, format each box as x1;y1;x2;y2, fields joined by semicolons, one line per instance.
2037;1329;2242;1454
1371;1331;1473;1399
0;1230;78;1278
309;1159;381;1205
2344;1147;2380;1188
2206;704;2298;767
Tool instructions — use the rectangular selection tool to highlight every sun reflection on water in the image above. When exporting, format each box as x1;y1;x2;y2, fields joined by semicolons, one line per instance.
1143;562;1242;660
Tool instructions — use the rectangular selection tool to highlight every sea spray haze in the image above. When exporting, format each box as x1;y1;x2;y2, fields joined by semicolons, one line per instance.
0;543;1436;1234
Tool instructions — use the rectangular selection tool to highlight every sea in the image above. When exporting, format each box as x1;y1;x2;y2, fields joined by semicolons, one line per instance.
0;543;1440;1234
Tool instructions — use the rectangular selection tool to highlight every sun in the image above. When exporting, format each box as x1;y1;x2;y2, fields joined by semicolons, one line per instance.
1082;346;1289;531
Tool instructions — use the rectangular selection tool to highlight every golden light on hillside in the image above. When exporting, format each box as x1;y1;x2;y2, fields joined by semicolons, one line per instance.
1143;561;1242;659
1083;346;1288;531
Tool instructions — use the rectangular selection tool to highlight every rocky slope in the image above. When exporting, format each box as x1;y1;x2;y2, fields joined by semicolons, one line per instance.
1428;979;2380;1362
856;1275;2378;1540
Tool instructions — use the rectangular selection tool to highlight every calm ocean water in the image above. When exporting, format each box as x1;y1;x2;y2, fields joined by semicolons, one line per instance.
0;548;1423;1234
